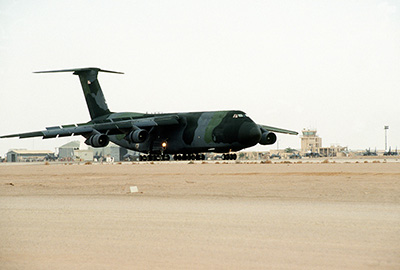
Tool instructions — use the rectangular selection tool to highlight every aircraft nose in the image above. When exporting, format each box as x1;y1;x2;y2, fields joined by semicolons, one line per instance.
238;121;262;146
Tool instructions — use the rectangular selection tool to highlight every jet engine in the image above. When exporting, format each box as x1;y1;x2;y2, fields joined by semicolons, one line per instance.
259;131;277;145
86;134;109;148
127;129;148;143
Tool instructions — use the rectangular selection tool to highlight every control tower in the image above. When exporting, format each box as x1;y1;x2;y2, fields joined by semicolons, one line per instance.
301;129;322;154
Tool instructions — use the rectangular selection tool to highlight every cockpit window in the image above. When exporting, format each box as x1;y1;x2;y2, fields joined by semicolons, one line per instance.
233;113;246;118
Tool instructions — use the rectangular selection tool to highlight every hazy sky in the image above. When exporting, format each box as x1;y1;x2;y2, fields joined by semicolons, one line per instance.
1;0;399;156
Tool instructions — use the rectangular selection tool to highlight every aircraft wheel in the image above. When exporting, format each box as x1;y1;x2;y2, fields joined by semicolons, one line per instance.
232;154;237;160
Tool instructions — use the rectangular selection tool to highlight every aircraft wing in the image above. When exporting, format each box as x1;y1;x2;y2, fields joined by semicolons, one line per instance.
259;124;298;135
0;115;180;139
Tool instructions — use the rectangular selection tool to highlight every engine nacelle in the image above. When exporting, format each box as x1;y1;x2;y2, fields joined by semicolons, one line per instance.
86;134;109;148
127;129;148;143
259;131;277;145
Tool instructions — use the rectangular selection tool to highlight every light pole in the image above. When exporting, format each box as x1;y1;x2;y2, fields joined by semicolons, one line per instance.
384;126;389;151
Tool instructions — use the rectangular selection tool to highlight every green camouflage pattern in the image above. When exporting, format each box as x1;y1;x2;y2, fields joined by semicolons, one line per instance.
1;68;298;157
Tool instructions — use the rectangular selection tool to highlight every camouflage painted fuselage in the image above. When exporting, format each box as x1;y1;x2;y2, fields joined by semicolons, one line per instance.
1;68;298;156
102;110;261;154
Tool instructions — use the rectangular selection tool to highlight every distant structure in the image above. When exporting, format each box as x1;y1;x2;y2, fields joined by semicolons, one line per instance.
89;142;129;162
58;141;137;162
58;141;80;160
384;126;389;151
301;129;321;154
74;149;94;161
300;129;347;157
6;149;53;162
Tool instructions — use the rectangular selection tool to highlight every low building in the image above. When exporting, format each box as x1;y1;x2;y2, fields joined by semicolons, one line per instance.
74;149;94;162
58;141;80;160
89;142;138;162
55;140;138;162
319;145;348;157
6;149;54;162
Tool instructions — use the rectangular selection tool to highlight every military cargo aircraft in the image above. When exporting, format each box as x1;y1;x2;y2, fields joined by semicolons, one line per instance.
1;68;298;161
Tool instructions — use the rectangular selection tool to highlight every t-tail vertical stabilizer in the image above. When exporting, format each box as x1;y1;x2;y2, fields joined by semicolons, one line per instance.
34;67;124;119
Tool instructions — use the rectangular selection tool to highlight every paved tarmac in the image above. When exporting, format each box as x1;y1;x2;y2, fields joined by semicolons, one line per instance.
1;162;399;269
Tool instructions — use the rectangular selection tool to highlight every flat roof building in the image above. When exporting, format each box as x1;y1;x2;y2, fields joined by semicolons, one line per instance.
58;141;80;160
6;149;54;162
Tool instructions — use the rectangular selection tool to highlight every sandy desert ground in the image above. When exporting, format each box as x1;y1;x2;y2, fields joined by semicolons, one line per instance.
1;160;399;269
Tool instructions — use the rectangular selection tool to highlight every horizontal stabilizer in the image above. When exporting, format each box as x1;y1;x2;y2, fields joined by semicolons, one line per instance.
34;67;124;74
34;67;123;119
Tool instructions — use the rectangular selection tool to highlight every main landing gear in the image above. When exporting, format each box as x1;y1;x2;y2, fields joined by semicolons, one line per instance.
173;154;206;161
222;153;237;160
138;153;237;162
139;154;170;161
138;154;205;161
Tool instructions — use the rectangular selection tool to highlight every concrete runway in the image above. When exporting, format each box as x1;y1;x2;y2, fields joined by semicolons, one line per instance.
1;162;400;269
